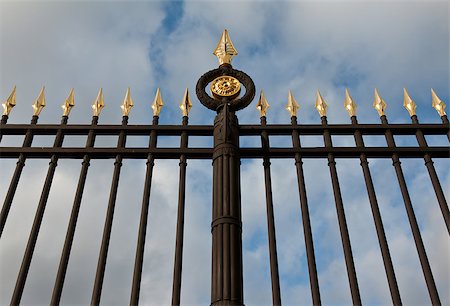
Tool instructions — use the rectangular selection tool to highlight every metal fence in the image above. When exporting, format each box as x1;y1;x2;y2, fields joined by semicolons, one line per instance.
1;83;448;306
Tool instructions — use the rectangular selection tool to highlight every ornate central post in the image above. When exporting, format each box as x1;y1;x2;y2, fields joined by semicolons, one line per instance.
196;30;255;306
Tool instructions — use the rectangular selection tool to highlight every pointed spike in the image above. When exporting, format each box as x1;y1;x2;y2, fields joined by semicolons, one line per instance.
344;88;357;117
179;88;193;117
403;88;417;117
256;90;270;117
315;90;328;117
373;88;387;116
2;85;16;116
213;29;238;65
121;87;134;116
151;88;164;117
92;88;105;116
61;88;75;116
285;90;299;117
431;89;446;116
32;86;46;116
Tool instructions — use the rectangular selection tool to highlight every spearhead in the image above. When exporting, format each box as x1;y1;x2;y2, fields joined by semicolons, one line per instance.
61;88;75;116
256;90;270;117
344;88;357;117
179;88;193;117
121;87;134;116
285;90;299;117
315;90;328;117
92;88;105;116
403;88;417;117
32;86;46;116
151;88;164;116
213;29;238;66
431;89;446;116
2;85;16;116
373;88;387;116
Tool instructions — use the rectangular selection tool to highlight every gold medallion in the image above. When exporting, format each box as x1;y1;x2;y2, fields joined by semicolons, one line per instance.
210;76;241;99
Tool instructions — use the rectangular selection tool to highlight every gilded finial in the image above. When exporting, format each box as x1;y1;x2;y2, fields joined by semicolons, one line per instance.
61;88;75;116
180;88;193;117
373;88;387;116
32;86;46;116
92;88;105;116
213;29;238;65
121;87;134;116
315;90;328;117
256;90;270;117
151;88;164;116
344;88;357;117
431;89;446;116
2;85;16;116
403;88;416;117
285;90;299;117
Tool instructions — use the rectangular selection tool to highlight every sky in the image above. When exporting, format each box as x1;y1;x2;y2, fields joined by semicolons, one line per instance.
0;1;449;305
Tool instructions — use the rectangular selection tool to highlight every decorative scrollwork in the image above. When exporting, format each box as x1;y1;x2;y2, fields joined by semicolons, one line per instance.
196;65;255;112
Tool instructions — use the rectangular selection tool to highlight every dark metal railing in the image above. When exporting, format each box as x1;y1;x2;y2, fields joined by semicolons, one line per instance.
1;96;449;306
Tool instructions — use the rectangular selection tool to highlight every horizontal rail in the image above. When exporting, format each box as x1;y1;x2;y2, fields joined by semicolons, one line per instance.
0;123;448;136
0;146;448;159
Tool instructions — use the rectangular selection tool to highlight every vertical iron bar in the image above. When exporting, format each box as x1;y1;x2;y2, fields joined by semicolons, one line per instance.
51;116;99;305
351;116;402;305
291;116;321;306
171;116;189;306
322;116;362;306
10;115;68;306
260;116;282;306
91;116;128;306
0;114;9;141
441;115;449;141
381;115;441;305
411;115;449;235
130;116;158;306
1;115;38;237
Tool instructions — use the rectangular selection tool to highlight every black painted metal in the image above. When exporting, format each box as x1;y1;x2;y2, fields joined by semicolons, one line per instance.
260;116;282;306
0;103;449;306
51;116;99;305
322;116;362;306
171;116;189;306
291;116;321;306
381;115;441;305
91;116;128;306
1;115;38;238
351;116;402;305
411;115;449;235
10;115;68;306
210;103;244;306
129;116;159;306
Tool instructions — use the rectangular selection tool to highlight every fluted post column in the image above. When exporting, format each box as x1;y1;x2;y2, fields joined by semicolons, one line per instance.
211;103;243;306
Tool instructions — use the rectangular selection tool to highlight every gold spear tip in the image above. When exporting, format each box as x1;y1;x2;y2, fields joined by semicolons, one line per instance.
256;90;270;117
213;29;238;66
92;87;105;116
180;88;193;117
315;90;328;117
121;87;134;116
286;90;299;117
344;88;357;117
431;88;446;116
2;85;17;116
61;88;75;116
403;88;417;117
32;86;46;116
151;87;164;116
373;88;387;116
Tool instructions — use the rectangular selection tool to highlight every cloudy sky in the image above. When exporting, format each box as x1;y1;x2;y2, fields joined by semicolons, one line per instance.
0;1;449;305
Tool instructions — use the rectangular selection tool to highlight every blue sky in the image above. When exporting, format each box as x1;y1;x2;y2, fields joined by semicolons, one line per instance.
0;1;449;306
